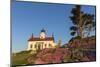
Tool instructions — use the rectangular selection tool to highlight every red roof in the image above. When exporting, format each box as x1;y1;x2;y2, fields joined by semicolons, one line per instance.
28;33;54;41
28;37;54;41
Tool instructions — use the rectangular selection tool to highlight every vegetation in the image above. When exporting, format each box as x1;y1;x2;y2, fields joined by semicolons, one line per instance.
67;36;96;62
12;50;37;66
68;6;96;62
70;5;95;38
55;39;62;48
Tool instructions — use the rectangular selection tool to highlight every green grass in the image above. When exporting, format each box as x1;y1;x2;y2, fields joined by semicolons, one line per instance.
12;50;37;66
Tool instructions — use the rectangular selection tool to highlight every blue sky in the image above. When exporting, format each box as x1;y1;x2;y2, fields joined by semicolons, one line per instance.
12;0;96;52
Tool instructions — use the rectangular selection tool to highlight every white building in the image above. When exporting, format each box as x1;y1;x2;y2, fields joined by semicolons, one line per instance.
27;29;56;52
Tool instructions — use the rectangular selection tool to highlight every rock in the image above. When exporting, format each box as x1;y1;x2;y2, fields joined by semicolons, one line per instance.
35;48;71;64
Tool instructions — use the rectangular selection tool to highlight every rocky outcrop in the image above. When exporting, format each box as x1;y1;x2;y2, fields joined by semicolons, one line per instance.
66;36;96;62
67;36;96;49
34;48;71;64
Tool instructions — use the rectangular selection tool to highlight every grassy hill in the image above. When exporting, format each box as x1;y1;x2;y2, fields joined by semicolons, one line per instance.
12;50;37;66
12;48;71;66
12;36;96;66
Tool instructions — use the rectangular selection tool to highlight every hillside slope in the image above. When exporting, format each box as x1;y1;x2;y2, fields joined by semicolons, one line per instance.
12;36;96;66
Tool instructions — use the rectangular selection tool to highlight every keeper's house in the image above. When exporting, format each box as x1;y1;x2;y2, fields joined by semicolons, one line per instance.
27;29;56;52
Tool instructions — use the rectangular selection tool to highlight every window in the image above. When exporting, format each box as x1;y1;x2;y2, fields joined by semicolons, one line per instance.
30;44;32;49
38;44;41;50
34;44;37;48
45;44;46;48
49;44;51;47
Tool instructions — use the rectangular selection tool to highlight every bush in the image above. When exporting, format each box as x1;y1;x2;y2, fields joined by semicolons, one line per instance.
69;36;81;42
